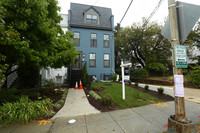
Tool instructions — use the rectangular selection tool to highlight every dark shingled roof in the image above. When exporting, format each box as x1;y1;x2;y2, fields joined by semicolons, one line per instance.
70;3;113;30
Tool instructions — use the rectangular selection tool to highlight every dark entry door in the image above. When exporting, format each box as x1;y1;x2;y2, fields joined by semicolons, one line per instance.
72;52;82;70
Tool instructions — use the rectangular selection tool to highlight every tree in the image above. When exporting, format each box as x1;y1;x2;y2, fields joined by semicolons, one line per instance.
82;63;88;86
0;0;78;88
115;20;171;69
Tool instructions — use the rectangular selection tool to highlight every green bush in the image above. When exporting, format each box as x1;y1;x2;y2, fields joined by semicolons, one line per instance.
101;94;113;105
157;87;164;94
54;103;62;109
0;96;54;125
134;82;139;87
42;79;55;88
187;65;200;88
82;63;88;86
144;85;149;90
130;69;149;79
91;86;99;90
111;74;117;82
58;99;65;104
0;88;20;105
182;69;188;75
146;63;167;72
89;90;101;100
129;80;132;85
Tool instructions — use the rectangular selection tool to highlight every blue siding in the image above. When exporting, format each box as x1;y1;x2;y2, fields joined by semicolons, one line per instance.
71;28;115;80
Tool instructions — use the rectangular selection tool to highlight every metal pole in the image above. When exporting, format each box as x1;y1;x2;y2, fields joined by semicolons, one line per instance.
168;0;188;123
121;60;125;100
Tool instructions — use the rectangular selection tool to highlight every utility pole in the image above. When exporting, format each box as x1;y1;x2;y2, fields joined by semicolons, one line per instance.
168;0;188;123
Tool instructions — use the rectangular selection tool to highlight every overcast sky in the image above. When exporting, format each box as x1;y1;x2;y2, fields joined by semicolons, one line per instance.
57;0;200;27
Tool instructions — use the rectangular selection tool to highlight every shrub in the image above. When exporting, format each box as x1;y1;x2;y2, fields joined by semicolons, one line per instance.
0;96;53;125
82;63;88;86
45;110;55;117
111;74;117;82
42;79;55;88
146;63;167;73
157;87;164;94
144;85;149;90
182;69;188;75
89;90;101;100
130;69;149;80
54;103;62;109
187;65;200;88
129;80;132;85
101;94;113;105
58;99;65;104
134;82;139;87
0;88;19;105
91;86;98;90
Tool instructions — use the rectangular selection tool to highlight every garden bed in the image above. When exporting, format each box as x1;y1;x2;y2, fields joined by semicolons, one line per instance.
84;82;174;112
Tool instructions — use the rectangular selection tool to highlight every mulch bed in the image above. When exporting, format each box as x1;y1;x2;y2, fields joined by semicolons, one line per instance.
84;82;174;112
84;88;120;112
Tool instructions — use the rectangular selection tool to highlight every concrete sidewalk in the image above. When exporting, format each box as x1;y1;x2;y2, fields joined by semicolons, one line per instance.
1;88;200;133
52;88;100;119
134;82;200;103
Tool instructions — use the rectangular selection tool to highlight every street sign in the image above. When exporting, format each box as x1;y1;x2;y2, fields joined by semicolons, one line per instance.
174;45;188;68
161;1;200;44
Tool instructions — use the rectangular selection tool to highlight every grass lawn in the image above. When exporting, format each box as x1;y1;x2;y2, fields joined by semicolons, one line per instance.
92;82;163;109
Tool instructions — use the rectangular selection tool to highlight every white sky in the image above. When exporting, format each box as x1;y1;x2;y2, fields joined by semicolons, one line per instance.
57;0;200;27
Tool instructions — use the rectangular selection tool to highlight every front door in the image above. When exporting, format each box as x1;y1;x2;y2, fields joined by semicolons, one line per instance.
72;52;82;70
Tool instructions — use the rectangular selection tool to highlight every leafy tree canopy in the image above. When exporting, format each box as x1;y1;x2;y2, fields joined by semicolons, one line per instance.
0;0;78;80
115;19;171;69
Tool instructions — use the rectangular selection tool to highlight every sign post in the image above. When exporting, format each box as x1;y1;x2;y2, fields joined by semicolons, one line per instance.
120;61;132;100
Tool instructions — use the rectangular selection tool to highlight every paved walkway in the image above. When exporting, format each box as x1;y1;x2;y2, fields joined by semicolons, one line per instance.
134;82;200;103
0;87;200;133
52;88;100;119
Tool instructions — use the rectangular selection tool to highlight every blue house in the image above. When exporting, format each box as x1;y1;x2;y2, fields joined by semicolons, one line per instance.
68;3;115;84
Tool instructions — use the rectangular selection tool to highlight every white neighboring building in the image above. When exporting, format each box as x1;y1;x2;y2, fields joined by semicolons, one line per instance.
40;14;68;85
40;67;68;85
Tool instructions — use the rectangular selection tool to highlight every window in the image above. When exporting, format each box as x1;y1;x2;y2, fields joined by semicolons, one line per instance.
89;53;96;67
104;54;110;67
73;32;80;46
103;35;109;48
86;14;97;24
103;75;110;80
91;33;97;47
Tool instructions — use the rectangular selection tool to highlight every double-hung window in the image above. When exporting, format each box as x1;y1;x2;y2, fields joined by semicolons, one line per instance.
86;15;97;24
91;33;97;47
73;32;80;46
89;53;96;67
103;34;109;48
104;54;110;67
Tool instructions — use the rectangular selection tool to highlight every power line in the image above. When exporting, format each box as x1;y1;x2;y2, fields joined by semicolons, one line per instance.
94;0;100;5
119;0;134;24
142;0;165;28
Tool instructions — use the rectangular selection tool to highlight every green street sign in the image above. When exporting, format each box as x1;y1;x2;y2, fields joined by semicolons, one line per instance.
174;45;188;68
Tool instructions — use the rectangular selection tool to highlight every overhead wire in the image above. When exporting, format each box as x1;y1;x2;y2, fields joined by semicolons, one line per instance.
142;0;165;28
119;0;134;24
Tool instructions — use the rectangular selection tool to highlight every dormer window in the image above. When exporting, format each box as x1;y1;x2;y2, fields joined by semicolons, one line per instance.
86;14;97;24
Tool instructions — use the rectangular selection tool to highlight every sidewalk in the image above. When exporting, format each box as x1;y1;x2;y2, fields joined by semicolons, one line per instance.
134;82;200;103
52;88;100;119
0;88;200;133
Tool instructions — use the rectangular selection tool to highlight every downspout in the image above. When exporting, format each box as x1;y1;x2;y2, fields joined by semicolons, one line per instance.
111;15;115;74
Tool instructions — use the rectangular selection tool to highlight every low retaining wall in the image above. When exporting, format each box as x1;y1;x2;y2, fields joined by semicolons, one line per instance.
132;78;197;88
